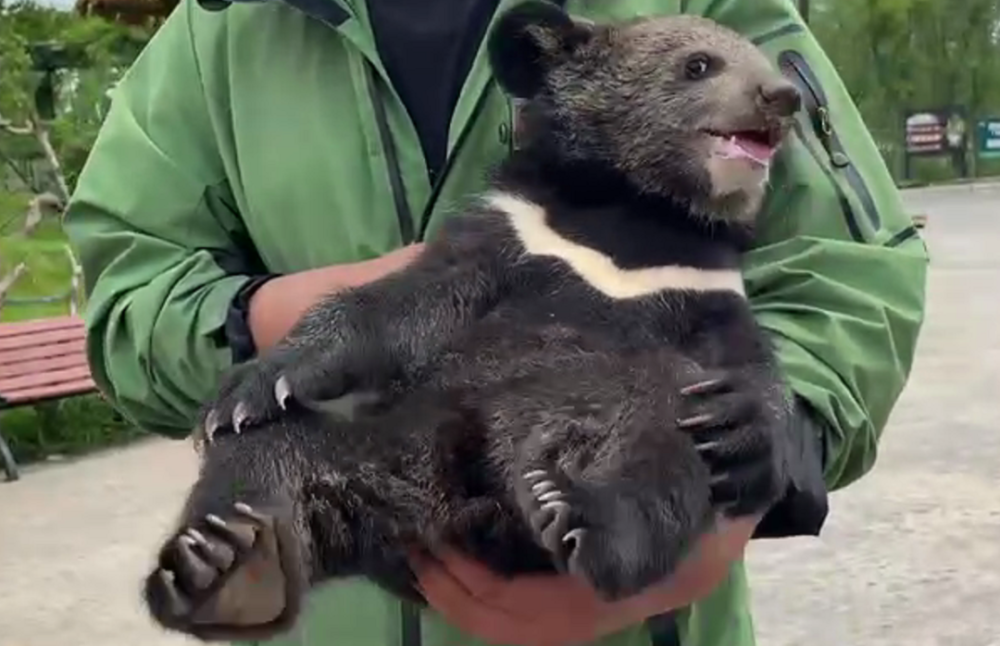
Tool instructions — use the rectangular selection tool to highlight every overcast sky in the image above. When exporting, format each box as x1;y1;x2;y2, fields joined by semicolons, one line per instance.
34;0;77;9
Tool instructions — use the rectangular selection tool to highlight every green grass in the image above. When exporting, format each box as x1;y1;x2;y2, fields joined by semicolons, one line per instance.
1;396;144;464
1;189;148;466
0;219;78;322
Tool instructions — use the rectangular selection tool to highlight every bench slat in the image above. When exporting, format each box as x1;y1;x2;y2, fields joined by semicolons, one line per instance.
0;354;90;380
0;327;86;352
0;316;84;339
1;378;97;406
0;365;93;394
0;339;86;366
0;317;97;410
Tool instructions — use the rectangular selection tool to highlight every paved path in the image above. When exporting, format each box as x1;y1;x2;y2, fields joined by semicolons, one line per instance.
747;183;1000;646
0;438;200;646
1;184;998;646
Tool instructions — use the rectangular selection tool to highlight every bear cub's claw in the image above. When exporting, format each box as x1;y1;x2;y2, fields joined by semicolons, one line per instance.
194;358;292;446
194;346;368;447
522;469;586;572
678;370;785;517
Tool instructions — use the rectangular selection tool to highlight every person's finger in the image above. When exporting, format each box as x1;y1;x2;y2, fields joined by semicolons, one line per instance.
437;548;597;615
414;556;528;643
425;548;509;602
413;551;634;646
411;550;518;618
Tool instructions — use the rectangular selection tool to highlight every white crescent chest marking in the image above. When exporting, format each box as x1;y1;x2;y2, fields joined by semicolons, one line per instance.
485;192;746;300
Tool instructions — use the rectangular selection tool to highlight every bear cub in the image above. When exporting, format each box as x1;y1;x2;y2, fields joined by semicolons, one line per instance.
142;2;801;641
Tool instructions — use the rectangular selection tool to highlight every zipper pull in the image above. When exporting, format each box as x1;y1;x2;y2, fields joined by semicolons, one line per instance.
817;105;832;137
814;106;850;168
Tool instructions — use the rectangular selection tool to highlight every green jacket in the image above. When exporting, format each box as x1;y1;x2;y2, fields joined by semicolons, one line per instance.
63;0;929;644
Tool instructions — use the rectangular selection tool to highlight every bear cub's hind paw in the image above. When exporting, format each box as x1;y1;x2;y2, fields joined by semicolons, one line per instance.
144;502;302;641
521;469;586;571
517;466;684;602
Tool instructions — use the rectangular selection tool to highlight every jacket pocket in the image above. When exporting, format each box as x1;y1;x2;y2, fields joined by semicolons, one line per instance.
777;49;882;240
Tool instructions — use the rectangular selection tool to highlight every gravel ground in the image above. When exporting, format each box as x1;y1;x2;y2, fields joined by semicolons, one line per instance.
0;183;997;646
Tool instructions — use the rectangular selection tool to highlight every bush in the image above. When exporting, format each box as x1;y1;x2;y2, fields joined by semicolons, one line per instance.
1;394;144;463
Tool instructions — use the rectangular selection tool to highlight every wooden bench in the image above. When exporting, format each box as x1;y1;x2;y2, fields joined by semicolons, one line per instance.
0;316;96;482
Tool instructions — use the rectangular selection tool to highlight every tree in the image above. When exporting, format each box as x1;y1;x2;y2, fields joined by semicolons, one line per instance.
0;0;153;219
0;0;154;307
810;0;1000;180
76;0;179;27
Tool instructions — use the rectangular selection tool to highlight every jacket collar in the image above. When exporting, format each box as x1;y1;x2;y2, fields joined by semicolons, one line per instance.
196;0;351;28
195;0;569;31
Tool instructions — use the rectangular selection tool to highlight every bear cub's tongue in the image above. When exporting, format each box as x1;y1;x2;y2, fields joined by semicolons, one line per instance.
720;133;776;166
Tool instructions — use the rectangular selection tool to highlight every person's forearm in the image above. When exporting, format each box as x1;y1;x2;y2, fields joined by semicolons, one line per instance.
248;244;425;352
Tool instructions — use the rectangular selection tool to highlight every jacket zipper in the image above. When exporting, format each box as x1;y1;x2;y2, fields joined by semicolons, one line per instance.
415;81;496;241
364;62;497;244
777;50;881;237
364;63;417;245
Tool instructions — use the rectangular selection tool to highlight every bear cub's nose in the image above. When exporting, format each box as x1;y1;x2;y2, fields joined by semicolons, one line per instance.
758;80;802;117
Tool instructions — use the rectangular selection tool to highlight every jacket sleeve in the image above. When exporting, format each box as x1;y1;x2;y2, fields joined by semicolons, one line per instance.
64;1;259;438
702;0;930;493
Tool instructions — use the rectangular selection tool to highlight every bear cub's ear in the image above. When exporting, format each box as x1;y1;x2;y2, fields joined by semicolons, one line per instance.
487;0;595;99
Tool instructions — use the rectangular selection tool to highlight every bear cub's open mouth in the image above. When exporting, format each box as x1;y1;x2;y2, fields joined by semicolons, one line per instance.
703;127;784;166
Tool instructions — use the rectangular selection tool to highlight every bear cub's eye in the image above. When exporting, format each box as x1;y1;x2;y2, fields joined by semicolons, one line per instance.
683;53;715;80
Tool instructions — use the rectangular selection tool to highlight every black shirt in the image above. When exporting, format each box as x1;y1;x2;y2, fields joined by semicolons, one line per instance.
367;0;501;184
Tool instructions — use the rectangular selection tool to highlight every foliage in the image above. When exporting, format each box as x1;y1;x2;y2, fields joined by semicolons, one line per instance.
0;0;154;193
810;0;1000;181
77;0;180;27
0;0;154;312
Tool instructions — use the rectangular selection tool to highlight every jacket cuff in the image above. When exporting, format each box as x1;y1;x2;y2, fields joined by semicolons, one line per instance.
753;396;831;539
224;274;280;364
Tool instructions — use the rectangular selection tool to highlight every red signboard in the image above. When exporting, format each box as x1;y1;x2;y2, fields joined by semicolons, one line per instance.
904;109;967;156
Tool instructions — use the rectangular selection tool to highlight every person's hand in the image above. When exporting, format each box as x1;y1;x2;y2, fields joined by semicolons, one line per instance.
249;243;425;351
411;516;759;646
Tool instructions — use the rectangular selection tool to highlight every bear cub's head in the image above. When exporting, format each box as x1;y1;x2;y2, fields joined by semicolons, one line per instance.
488;2;802;226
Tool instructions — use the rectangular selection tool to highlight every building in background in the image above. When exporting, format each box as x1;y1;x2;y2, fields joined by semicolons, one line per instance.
74;0;177;25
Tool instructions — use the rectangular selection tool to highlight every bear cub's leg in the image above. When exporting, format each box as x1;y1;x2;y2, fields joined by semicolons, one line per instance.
509;397;716;603
509;365;783;602
143;431;313;642
143;408;437;641
144;498;303;641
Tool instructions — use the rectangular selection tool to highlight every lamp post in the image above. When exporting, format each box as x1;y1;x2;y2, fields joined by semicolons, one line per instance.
27;42;89;120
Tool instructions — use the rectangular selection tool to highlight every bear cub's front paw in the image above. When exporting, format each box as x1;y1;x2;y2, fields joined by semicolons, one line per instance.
678;369;787;517
196;345;360;444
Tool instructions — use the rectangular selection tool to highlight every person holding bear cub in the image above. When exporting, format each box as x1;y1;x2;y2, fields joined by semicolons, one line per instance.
65;1;928;645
